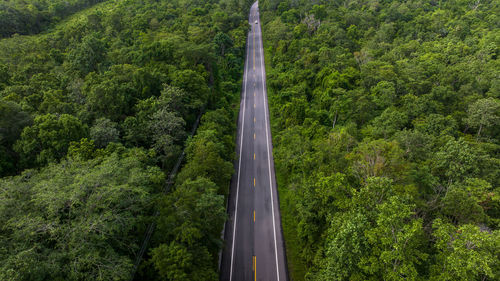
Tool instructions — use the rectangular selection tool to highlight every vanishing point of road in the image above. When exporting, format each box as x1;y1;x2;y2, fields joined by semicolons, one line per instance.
220;2;288;281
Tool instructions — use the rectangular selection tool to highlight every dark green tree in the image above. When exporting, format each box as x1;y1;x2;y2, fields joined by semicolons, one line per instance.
14;113;88;167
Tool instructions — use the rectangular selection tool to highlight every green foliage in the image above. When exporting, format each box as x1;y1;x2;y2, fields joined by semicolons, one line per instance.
0;100;32;175
0;0;246;279
362;196;427;281
260;0;500;279
67;33;106;75
316;212;370;281
14;113;88;167
90;117;119;148
348;139;407;182
0;0;109;38
431;219;500;280
433;138;481;185
465;97;500;138
177;130;233;195
148;96;236;279
152;178;225;281
0;148;164;280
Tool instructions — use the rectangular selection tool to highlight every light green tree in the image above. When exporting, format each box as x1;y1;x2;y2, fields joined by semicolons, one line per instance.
465;97;500;137
431;219;500;280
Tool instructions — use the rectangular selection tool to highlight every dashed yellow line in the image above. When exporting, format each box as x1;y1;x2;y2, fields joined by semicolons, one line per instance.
253;256;257;281
254;133;256;139
254;103;256;108
253;210;255;222
254;117;256;123
254;153;255;160
253;178;255;186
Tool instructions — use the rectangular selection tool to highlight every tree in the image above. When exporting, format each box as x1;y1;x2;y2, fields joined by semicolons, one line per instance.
39;89;74;114
171;69;209;118
14;113;88;167
67;33;106;75
413;114;458;137
176;130;233;195
442;185;486;225
67;138;98;160
0;63;9;90
152;178;225;281
347;139;407;182
316;212;370;281
122;87;187;166
367;107;408;139
465;97;500;137
371;81;396;109
363;196;427;281
197;107;235;159
431;219;500;281
0;100;32;146
354;177;395;215
433;138;480;186
90;118;120;148
149;108;186;166
0;149;164;280
442;178;498;225
310;5;326;21
214;32;233;56
255;1;500;280
84;65;140;121
294;173;352;265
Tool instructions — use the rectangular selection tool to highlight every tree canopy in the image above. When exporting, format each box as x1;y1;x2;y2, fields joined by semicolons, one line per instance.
259;0;500;280
0;0;251;279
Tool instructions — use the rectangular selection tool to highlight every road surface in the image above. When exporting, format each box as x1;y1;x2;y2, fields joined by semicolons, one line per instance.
220;2;288;281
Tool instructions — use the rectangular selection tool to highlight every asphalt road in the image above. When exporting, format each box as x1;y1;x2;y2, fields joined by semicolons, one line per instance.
220;2;288;281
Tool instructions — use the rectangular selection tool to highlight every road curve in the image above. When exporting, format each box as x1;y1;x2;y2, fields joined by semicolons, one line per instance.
220;2;288;281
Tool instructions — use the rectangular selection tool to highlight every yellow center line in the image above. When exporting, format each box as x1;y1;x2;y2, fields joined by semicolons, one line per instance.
253;178;255;186
254;103;256;108
253;210;255;222
254;133;256;139
254;256;257;281
254;117;256;123
254;153;255;160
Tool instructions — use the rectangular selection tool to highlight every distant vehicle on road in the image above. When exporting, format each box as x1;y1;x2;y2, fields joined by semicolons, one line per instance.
255;20;258;24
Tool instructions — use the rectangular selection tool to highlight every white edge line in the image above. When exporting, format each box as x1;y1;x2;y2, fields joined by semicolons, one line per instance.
229;12;251;281
257;7;281;281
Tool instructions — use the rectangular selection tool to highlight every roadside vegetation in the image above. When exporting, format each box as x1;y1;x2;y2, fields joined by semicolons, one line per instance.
0;0;252;279
259;0;499;280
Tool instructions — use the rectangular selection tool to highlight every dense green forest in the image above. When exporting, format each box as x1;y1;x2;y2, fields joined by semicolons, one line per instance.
0;0;252;279
259;0;499;280
0;0;109;37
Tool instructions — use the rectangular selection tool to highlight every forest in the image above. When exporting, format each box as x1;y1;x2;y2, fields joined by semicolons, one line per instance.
0;0;252;280
0;0;109;37
259;0;499;280
1;0;499;280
